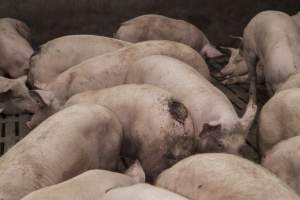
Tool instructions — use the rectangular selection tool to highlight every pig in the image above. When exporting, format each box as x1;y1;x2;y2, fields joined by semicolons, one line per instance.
0;104;123;200
21;162;145;200
217;47;264;85
258;88;300;155
64;84;196;181
262;135;300;195
292;12;300;27
102;184;189;200
155;153;300;200
0;76;39;115
0;18;33;78
219;11;300;86
114;14;222;58
277;72;300;92
28;35;131;89
126;55;257;155
26;40;210;127
21;169;188;200
236;11;300;97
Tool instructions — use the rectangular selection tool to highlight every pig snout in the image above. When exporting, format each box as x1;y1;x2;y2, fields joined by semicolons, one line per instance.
220;64;235;77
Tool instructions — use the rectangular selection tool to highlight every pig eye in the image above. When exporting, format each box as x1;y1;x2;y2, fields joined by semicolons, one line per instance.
33;98;42;105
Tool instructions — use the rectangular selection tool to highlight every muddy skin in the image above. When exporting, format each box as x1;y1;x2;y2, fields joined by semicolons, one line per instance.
199;124;225;152
168;98;188;124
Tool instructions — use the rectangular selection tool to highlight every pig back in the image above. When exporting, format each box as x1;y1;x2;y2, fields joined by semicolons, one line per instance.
103;183;190;200
21;170;136;200
65;84;196;181
155;154;300;200
28;35;131;89
0;104;123;200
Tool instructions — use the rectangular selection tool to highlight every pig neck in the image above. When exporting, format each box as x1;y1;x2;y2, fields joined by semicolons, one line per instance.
46;78;75;106
185;91;240;134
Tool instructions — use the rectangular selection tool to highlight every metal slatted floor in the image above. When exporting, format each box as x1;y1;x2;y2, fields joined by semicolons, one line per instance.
0;114;31;155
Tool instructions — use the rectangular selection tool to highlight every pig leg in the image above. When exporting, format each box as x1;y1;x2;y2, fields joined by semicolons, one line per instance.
245;51;258;103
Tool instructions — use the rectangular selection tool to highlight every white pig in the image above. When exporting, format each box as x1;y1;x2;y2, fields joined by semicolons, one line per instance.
114;14;222;58
259;88;300;155
262;135;300;195
126;55;257;155
155;154;300;200
0;76;39;115
28;35;131;89
218;47;264;85
26;40;210;126
239;11;300;96
0;18;33;78
64;84;196;181
102;184;189;200
220;12;300;86
0;104;123;200
21;162;145;200
292;12;300;27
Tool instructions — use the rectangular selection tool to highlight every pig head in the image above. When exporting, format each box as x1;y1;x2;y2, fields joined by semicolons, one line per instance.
0;18;33;78
219;47;248;77
217;46;264;85
197;98;257;155
0;76;40;115
25;90;61;129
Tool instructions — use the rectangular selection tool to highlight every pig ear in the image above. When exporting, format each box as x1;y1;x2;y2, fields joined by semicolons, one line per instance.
0;77;13;93
229;35;243;42
30;90;55;107
202;44;223;58
200;122;222;138
125;160;145;183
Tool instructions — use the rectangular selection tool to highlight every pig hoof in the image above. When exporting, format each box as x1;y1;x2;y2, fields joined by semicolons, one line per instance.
25;121;33;129
212;72;225;78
